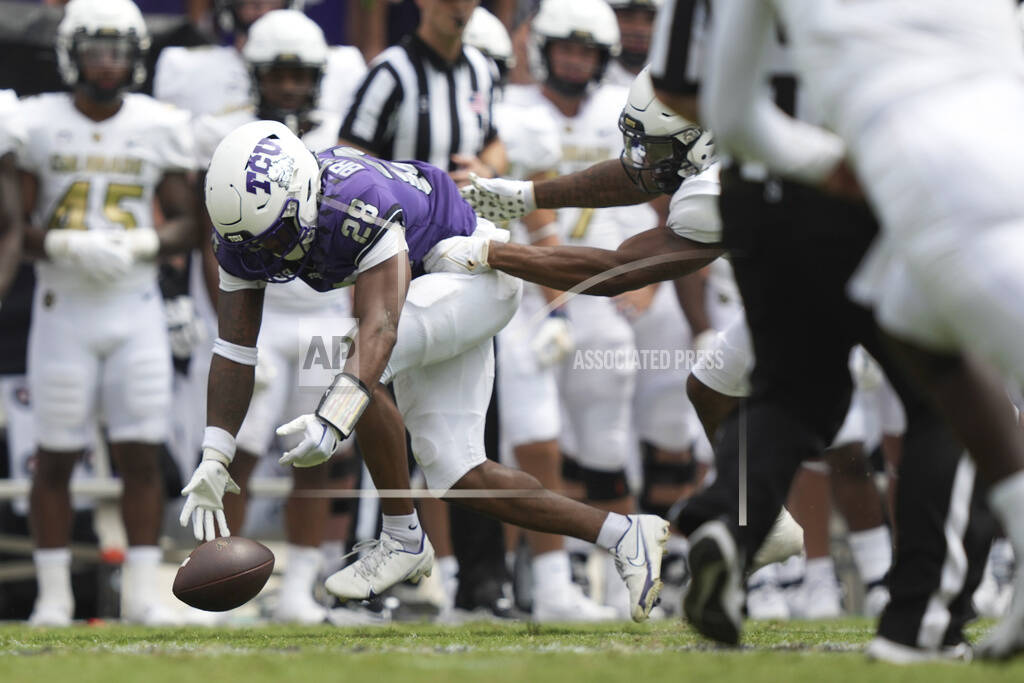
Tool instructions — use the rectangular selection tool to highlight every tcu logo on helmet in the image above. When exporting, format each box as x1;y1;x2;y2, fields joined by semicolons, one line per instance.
245;136;287;197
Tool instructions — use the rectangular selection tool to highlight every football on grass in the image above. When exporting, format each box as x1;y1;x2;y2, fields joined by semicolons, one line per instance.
172;537;275;611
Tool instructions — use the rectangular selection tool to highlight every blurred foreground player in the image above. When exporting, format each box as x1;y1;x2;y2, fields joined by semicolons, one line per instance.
180;120;671;622
699;0;1024;659
13;0;198;625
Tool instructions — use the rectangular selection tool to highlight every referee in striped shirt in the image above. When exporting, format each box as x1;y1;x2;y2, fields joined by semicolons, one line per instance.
339;0;513;618
338;0;507;183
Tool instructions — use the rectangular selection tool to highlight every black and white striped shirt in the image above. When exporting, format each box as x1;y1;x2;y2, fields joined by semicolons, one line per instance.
339;34;499;170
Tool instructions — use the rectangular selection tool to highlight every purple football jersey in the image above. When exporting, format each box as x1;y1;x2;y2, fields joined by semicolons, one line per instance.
216;146;477;291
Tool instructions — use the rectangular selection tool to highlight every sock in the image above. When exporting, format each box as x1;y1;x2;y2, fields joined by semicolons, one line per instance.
437;555;458;607
121;546;161;613
777;554;806;588
33;547;73;607
848;525;892;585
596;513;632;551
321;540;345;572
804;556;837;585
989;470;1024;562
382;511;424;552
280;544;322;603
532;550;572;597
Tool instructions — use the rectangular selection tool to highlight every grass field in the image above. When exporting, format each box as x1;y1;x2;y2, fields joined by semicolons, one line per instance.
0;619;1018;682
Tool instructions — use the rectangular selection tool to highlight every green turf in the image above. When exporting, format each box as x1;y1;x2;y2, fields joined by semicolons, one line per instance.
0;619;1016;683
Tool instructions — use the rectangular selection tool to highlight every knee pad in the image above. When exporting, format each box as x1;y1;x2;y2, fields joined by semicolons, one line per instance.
579;464;629;502
640;441;697;517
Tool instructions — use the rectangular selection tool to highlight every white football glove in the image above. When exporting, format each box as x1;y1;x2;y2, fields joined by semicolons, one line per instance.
423;234;493;275
459;173;536;222
44;230;134;284
108;227;160;261
531;313;574;368
179;455;241;542
276;414;341;468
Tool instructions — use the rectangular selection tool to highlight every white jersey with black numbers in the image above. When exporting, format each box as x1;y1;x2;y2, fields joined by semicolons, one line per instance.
193;107;348;312
14;93;195;293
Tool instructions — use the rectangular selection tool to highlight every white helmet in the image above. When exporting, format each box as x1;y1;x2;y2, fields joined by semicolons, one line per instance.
531;0;620;93
56;0;150;100
605;0;663;9
205;120;322;282
214;0;299;35
463;7;515;75
243;9;328;127
618;67;714;193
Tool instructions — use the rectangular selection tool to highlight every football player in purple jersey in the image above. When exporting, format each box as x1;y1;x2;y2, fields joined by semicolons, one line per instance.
178;119;671;622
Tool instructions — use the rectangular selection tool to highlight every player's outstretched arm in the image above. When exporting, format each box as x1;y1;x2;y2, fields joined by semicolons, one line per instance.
487;225;721;297
462;160;658;222
181;285;264;541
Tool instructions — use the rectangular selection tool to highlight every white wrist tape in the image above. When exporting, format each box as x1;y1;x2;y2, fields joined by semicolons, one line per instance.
315;373;371;438
202;426;236;465
212;337;258;366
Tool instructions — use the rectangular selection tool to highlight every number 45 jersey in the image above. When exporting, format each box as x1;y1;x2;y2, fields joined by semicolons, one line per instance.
217;147;478;292
12;92;196;291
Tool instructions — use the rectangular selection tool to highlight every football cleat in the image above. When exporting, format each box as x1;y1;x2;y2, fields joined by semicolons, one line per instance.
609;514;670;622
683;520;745;645
750;508;804;573
533;582;618;623
865;636;972;664
324;532;434;601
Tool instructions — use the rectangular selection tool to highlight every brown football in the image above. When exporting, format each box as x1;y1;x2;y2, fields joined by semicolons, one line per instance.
172;537;275;612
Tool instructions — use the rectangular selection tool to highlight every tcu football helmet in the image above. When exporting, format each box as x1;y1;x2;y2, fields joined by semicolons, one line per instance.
205;120;322;282
531;0;621;96
243;10;328;130
56;0;150;103
463;7;515;84
618;67;714;193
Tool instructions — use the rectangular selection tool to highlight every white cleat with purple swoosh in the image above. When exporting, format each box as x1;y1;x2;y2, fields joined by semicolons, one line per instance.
610;514;671;622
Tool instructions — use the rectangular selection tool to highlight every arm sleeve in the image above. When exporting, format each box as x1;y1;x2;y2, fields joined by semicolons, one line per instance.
700;0;844;185
338;61;403;156
218;266;266;292
356;221;409;273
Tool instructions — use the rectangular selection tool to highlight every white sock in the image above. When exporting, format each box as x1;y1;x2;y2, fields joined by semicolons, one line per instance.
804;556;837;585
848;525;892;585
437;555;459;606
121;546;161;614
34;547;73;607
281;544;322;602
989;470;1024;562
381;511;424;552
532;550;572;597
596;513;632;551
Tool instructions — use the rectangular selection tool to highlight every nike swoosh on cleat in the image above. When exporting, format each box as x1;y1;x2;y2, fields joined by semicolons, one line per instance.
408;524;419;531
626;522;647;567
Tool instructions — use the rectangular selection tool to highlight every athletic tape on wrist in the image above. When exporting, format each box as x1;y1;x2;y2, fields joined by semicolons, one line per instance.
212;337;258;366
316;373;371;438
202;426;236;465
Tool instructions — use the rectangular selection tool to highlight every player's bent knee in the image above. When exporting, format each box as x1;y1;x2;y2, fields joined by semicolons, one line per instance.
579;465;630;502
